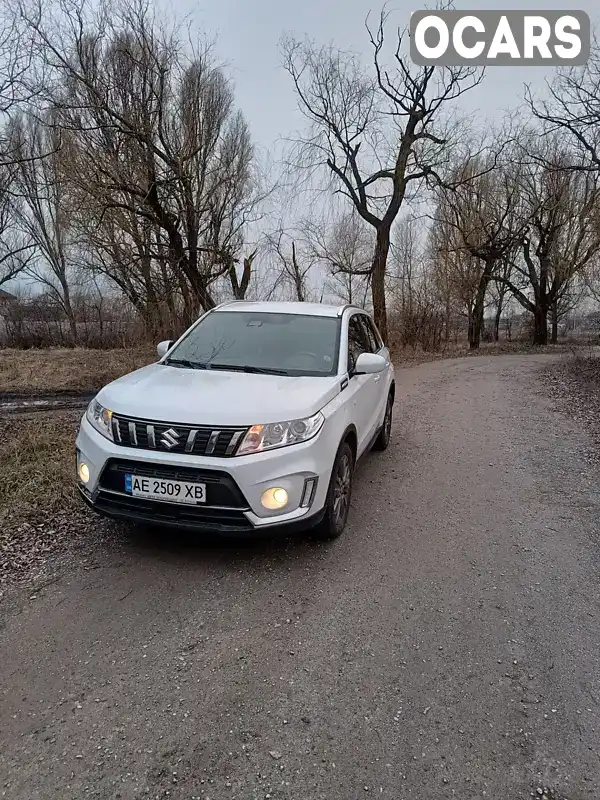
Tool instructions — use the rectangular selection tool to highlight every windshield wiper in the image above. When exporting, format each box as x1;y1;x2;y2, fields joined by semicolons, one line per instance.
164;358;207;370
166;358;288;375
208;363;289;376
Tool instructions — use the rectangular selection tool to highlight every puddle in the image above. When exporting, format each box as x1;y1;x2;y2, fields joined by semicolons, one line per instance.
0;399;54;410
0;393;93;413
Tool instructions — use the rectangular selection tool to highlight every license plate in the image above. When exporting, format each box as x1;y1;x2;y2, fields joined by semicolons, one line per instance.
124;474;206;504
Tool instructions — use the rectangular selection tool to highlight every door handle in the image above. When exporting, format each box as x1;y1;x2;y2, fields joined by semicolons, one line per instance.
374;375;381;382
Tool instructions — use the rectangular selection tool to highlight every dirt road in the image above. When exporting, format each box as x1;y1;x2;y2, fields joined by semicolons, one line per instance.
2;354;600;799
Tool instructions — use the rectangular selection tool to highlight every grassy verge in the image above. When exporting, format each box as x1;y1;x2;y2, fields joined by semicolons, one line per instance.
0;346;156;394
0;411;97;587
1;341;589;395
0;411;81;527
391;340;588;365
542;351;600;466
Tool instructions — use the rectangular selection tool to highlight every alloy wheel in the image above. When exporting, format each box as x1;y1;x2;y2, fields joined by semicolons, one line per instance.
333;453;352;528
383;397;392;442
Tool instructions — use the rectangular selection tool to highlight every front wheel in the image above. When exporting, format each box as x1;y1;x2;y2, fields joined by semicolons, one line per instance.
373;392;393;451
312;442;354;541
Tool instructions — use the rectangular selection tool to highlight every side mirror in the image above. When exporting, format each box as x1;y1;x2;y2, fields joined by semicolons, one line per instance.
157;340;173;359
354;352;387;375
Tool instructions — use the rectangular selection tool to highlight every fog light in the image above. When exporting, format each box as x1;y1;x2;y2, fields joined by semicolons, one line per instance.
261;487;288;510
79;463;90;484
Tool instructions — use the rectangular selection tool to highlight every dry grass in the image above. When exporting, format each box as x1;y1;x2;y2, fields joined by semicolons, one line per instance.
391;340;582;365
542;352;600;468
0;410;114;588
0;346;156;394
0;342;585;395
0;411;81;525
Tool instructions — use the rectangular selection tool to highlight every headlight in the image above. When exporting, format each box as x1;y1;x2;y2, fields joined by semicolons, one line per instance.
237;412;324;456
86;399;114;441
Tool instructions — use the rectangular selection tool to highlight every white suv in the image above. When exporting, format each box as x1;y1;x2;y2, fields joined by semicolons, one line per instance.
76;301;395;540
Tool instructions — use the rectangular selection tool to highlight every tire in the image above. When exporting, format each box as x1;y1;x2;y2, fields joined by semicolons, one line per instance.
373;391;393;451
312;441;354;541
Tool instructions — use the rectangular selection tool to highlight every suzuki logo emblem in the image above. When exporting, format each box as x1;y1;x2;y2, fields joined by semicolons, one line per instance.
160;428;180;450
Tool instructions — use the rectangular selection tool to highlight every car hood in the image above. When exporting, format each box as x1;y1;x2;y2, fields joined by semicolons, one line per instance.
96;363;341;425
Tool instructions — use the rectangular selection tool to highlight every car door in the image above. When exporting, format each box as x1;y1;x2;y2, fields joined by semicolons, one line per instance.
359;313;392;435
346;312;380;455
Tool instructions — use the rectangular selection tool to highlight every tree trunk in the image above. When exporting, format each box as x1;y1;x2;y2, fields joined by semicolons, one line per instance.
467;306;474;348
533;304;548;345
493;305;501;342
493;288;505;342
444;294;451;345
196;280;216;313
294;275;305;301
68;310;78;346
160;261;176;318
469;272;489;350
177;273;194;330
230;252;254;300
290;242;306;301
58;276;78;347
551;301;558;344
185;267;216;316
371;227;390;344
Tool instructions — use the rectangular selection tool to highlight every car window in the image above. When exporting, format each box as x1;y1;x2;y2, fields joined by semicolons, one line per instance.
168;311;341;377
347;314;370;372
359;315;380;353
366;315;383;350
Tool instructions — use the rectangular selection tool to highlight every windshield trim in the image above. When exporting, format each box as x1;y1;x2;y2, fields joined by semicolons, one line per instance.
165;310;343;378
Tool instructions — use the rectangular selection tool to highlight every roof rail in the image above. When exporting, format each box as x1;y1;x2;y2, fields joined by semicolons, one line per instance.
214;299;242;310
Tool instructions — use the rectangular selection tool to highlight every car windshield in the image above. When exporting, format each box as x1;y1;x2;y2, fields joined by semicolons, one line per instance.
166;311;341;377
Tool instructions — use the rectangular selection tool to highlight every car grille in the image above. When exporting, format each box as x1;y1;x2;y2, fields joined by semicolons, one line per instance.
99;459;248;509
111;414;249;457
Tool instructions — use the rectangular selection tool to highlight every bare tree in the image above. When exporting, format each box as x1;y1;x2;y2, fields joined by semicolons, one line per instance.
499;141;600;345
0;2;40;168
303;211;371;305
228;249;257;300
428;214;462;345
583;252;600;308
527;47;600;173
19;0;257;318
387;216;420;317
433;157;525;349
488;255;515;342
387;216;447;351
266;228;315;301
9;113;80;342
549;273;585;343
0;159;35;286
282;9;482;342
0;8;30;114
74;200;178;335
526;45;600;343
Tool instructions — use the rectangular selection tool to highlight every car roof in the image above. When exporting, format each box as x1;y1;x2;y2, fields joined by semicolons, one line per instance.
212;301;368;318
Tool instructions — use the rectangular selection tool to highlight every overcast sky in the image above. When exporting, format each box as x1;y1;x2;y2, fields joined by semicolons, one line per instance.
11;0;600;296
173;0;600;154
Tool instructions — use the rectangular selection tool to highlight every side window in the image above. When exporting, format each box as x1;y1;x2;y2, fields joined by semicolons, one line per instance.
359;315;380;353
347;314;370;373
367;316;384;350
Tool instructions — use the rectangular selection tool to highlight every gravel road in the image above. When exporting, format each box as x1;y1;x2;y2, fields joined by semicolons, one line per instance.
2;354;600;800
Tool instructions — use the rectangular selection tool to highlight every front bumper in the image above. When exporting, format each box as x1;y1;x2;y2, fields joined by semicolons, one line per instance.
77;483;325;536
75;415;333;533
